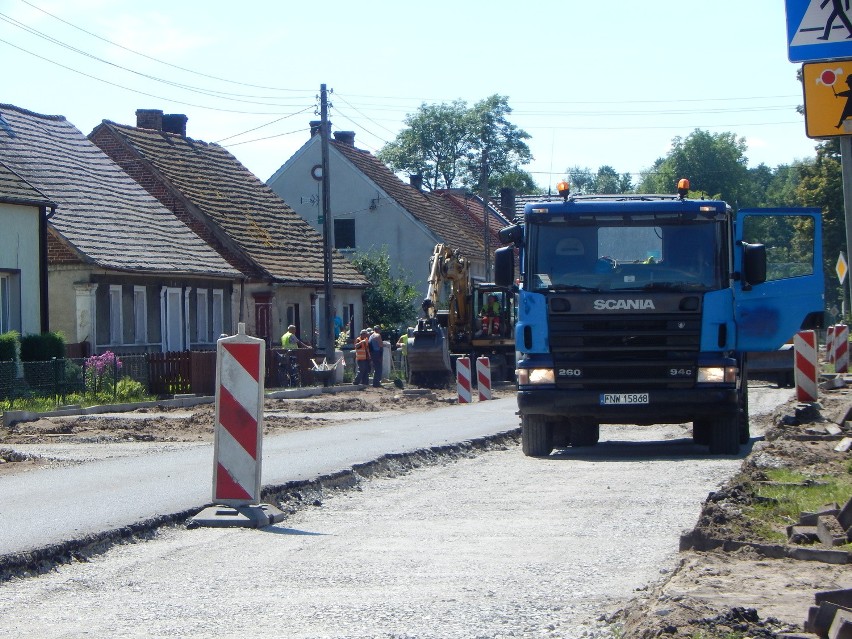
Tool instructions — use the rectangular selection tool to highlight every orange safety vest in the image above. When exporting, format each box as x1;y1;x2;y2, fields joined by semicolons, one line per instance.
354;337;370;361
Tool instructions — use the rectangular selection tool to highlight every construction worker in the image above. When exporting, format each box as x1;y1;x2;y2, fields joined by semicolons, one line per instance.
281;325;307;350
368;325;383;387
354;329;371;385
396;327;412;379
479;294;501;336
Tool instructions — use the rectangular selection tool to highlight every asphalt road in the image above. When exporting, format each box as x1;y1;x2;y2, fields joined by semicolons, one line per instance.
0;396;519;557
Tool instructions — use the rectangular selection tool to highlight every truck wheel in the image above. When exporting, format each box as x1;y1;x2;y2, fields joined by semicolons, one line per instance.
570;418;600;447
692;419;711;446
521;415;553;457
738;379;750;445
551;420;571;449
709;415;739;455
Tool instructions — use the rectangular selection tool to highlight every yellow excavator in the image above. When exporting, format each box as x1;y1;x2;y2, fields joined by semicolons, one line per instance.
407;244;516;386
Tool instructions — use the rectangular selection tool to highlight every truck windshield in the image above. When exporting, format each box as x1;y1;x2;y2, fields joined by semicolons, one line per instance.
528;218;724;292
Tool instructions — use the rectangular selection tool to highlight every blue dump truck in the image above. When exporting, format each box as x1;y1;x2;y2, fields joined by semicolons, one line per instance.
494;180;824;456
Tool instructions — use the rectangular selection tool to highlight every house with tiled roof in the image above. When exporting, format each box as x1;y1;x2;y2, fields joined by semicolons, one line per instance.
90;110;369;351
0;158;55;337
0;104;241;355
267;125;501;305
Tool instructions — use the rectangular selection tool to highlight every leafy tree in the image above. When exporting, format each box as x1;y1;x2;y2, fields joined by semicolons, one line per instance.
638;129;749;204
377;100;470;191
378;95;534;195
350;248;419;329
562;165;632;194
795;139;846;314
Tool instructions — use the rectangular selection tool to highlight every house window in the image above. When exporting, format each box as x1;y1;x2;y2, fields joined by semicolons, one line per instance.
109;285;123;345
334;218;356;250
212;289;224;340
134;286;147;345
196;288;209;344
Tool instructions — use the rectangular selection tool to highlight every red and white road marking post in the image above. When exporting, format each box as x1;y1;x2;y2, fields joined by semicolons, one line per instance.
190;323;284;528
476;356;492;401
833;324;849;374
826;325;836;364
794;330;819;402
456;356;472;403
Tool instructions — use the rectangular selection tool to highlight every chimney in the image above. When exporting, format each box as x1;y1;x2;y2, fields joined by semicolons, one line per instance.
136;109;163;131
333;131;355;146
409;174;423;191
310;120;332;138
500;187;516;218
162;113;188;137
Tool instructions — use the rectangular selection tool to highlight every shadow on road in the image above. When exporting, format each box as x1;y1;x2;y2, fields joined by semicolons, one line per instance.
544;435;761;463
262;526;329;537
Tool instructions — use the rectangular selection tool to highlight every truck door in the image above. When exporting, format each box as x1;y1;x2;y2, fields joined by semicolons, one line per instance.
733;208;824;351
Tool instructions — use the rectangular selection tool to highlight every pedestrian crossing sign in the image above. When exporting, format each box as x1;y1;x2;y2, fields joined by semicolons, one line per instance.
787;0;852;62
801;59;852;138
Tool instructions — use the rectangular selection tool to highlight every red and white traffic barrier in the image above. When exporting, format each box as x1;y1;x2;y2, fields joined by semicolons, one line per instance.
794;330;818;402
476;356;492;401
456;356;472;403
826;325;836;363
213;323;265;505
834;324;849;373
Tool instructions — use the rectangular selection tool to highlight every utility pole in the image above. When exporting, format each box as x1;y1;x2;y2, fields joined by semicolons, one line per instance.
319;84;335;357
480;147;490;281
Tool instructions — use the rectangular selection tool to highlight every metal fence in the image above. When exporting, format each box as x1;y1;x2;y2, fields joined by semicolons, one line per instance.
0;354;151;406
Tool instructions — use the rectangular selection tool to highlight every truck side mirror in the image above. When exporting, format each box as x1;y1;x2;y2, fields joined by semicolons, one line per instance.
494;246;514;287
498;224;523;246
741;242;767;288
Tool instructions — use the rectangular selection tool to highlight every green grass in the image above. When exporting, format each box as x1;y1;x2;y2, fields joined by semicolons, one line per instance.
744;468;852;544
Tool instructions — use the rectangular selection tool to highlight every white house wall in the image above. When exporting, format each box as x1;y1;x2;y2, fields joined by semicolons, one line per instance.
267;137;441;302
0;202;41;335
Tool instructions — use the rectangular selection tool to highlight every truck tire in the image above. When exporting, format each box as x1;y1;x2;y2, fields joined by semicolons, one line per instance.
709;414;739;455
521;415;553;457
692;419;711;446
738;377;750;445
570;419;600;447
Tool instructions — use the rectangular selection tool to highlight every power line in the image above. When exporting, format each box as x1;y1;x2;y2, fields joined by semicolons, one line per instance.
18;0;315;94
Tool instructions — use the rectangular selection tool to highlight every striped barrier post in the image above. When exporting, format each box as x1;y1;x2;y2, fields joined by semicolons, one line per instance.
190;323;284;528
213;323;265;504
456;357;472;404
834;324;849;373
476;356;492;401
794;330;818;402
826;325;836;363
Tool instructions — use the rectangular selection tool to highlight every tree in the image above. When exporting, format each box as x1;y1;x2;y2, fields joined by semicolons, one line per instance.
378;95;534;194
562;165;632;194
638;129;749;204
350;248;419;329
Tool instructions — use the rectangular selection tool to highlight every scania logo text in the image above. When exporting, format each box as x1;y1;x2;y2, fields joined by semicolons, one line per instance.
593;299;656;310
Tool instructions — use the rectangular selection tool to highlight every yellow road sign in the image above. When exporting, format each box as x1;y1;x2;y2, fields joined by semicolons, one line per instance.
802;59;852;138
838;251;848;285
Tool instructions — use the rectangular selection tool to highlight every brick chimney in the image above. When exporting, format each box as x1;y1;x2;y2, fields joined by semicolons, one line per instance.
162;113;188;137
333;131;355;146
310;120;332;138
136;109;163;131
409;174;423;191
500;187;516;218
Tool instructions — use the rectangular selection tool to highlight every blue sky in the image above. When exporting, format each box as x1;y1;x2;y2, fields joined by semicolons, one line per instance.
0;0;825;190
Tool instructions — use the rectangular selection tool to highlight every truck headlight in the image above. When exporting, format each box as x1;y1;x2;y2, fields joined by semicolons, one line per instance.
697;366;737;383
517;368;555;385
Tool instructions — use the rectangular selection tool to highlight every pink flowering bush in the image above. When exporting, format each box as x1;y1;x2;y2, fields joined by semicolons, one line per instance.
84;351;122;394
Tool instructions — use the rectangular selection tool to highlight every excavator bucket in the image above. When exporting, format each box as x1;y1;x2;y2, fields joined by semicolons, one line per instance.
406;319;452;385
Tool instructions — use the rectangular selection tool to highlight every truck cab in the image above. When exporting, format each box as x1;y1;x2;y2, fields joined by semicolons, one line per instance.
495;184;824;457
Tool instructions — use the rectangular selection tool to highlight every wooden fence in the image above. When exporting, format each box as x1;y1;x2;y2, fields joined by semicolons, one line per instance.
147;350;216;396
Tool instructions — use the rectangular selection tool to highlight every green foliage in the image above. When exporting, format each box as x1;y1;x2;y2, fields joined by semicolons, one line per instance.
565;165;633;194
19;332;65;362
638;129;749;204
378;95;533;195
350;248;419;329
0;331;18;362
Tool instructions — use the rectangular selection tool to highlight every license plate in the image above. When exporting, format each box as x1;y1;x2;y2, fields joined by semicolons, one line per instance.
600;393;649;405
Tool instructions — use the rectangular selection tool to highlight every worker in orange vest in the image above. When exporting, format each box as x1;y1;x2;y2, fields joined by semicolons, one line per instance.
353;329;371;386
